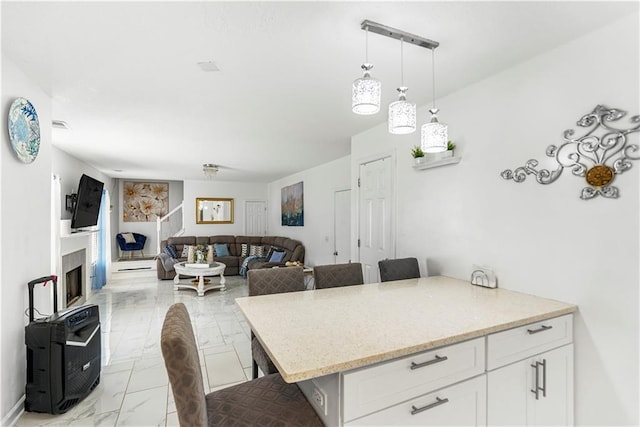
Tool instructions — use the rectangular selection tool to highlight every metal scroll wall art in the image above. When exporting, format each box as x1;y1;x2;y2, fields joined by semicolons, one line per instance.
501;105;640;200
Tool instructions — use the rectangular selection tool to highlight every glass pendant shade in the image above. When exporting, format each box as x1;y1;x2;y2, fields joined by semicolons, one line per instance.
388;87;416;134
352;64;381;115
421;109;448;153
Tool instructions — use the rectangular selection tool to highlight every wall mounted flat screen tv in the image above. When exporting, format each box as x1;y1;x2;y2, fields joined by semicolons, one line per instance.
71;174;104;230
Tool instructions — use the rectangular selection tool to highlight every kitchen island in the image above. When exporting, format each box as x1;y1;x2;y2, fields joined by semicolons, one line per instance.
236;275;577;426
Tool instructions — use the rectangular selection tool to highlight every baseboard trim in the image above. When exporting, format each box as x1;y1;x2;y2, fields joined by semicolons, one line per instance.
2;394;24;427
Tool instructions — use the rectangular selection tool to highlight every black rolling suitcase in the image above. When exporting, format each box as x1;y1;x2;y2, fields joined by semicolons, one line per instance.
24;275;101;414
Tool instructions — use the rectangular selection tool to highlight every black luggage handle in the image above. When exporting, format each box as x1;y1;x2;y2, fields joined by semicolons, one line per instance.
28;275;58;322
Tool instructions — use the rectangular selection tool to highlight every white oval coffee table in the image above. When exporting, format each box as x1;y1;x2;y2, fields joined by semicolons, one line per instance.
173;262;226;296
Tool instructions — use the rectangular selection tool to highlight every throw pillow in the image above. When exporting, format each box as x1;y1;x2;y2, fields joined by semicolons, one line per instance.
266;246;283;260
268;250;286;263
181;245;190;257
122;232;136;244
214;243;230;257
240;243;248;257
164;244;178;259
249;245;264;257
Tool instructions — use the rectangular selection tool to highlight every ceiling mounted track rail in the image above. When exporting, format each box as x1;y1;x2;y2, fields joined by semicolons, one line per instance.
360;20;439;50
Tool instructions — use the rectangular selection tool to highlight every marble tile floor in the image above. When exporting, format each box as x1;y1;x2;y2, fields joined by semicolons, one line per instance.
17;272;252;427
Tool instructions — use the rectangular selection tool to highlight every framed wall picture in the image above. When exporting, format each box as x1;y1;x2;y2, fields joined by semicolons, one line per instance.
123;181;169;222
281;181;304;226
196;197;234;224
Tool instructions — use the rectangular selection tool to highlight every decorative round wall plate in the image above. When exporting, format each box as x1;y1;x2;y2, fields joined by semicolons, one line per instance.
8;97;40;163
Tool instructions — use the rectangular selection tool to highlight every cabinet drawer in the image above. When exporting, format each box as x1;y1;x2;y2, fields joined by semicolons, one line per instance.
342;337;485;422
487;314;573;370
346;375;486;426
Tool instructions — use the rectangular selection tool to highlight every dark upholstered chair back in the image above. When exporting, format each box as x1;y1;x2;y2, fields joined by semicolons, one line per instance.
378;257;421;282
314;263;364;289
247;267;305;379
161;303;208;426
247;267;305;296
161;303;323;426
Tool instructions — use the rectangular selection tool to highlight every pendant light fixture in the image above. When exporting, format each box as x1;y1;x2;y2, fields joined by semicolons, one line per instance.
421;48;448;153
352;25;381;115
388;37;416;134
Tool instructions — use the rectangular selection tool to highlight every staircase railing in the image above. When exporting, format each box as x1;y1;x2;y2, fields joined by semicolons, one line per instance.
156;201;185;253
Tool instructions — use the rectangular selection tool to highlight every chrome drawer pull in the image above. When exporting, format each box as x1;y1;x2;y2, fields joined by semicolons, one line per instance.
411;397;449;415
410;355;448;370
530;361;540;400
527;324;553;335
530;359;547;400
540;358;547;398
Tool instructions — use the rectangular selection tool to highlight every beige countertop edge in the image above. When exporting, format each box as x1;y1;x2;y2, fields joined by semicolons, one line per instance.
276;305;578;384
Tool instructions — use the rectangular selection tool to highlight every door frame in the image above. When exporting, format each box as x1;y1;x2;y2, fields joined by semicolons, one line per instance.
355;150;397;266
332;187;351;264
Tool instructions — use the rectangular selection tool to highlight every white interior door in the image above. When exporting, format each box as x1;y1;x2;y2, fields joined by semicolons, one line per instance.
358;157;393;283
333;189;351;264
244;200;267;236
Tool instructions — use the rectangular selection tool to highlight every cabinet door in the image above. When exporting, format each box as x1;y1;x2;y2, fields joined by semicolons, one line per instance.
487;358;528;425
487;344;573;426
528;344;574;426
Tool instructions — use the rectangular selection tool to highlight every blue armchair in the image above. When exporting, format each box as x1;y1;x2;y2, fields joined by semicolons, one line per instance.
116;232;147;259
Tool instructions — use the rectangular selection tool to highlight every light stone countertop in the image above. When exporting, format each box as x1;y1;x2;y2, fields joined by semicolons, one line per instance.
235;275;577;383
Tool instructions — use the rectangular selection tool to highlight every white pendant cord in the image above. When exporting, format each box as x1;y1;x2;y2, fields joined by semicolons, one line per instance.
400;37;404;88
365;26;369;64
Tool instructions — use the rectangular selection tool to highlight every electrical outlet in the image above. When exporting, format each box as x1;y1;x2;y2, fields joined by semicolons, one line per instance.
312;385;327;415
471;265;497;288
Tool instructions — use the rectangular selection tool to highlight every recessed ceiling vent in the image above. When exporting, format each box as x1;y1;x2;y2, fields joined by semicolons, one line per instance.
197;61;220;72
52;120;70;130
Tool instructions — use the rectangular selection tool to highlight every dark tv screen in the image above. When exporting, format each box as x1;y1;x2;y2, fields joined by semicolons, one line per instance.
71;174;104;229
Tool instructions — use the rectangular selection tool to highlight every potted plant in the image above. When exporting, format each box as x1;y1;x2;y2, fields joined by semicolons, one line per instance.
411;145;425;164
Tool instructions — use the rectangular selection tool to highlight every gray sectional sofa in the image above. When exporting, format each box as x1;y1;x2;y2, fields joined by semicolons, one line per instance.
157;235;305;279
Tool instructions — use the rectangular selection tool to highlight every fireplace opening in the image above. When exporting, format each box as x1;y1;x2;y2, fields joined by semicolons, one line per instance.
66;265;83;307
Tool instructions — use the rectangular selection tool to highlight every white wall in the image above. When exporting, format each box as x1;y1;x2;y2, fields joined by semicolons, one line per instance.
117;179;183;256
352;14;639;425
1;55;53;423
182;179;267;237
267;156;351;267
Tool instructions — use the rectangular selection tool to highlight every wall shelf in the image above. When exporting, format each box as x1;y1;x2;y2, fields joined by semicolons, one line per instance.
413;156;461;170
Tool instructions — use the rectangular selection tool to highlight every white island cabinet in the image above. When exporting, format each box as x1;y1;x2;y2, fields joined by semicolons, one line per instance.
335;315;573;426
236;276;577;427
487;315;574;426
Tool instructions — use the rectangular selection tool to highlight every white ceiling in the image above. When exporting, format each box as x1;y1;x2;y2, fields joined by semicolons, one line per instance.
3;1;637;182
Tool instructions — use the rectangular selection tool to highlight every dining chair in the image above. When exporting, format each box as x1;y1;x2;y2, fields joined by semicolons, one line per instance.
378;257;421;282
247;266;305;379
161;303;322;427
313;262;364;289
